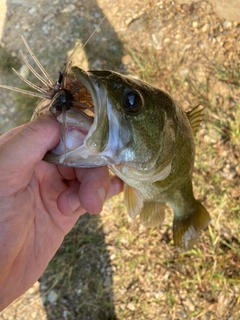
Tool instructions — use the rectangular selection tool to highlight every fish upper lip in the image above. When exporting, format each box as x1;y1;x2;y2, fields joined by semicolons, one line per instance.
72;67;109;153
71;67;98;112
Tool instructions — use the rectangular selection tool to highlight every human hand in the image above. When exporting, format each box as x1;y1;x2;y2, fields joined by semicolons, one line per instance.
0;113;123;310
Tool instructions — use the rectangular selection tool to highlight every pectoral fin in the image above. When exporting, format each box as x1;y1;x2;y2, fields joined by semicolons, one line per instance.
173;200;211;251
124;184;144;218
139;201;166;228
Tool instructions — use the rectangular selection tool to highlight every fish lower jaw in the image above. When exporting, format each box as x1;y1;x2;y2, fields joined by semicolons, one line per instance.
45;124;113;167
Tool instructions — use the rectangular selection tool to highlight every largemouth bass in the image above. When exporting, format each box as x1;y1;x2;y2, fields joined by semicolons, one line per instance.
0;38;211;251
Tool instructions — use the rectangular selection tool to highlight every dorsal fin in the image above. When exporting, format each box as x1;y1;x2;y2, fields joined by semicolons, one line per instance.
186;105;205;135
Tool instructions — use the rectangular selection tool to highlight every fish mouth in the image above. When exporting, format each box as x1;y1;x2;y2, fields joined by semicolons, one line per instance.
44;68;119;167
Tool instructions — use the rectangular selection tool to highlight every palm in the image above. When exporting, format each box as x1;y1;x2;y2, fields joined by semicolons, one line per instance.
0;161;81;305
0;115;122;310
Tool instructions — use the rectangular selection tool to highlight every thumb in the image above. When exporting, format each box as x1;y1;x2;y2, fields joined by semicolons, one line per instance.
0;113;60;177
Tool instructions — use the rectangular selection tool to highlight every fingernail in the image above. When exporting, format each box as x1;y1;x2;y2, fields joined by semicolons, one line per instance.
97;187;106;204
68;193;80;212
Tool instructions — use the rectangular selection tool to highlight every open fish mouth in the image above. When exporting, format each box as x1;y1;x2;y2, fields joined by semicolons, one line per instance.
0;33;172;176
44;68;124;167
0;36;117;168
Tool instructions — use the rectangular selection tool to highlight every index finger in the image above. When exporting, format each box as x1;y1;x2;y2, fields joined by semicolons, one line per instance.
76;166;123;214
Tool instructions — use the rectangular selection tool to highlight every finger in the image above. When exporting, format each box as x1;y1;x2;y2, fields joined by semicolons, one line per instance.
57;179;85;217
0;124;24;145
0;113;60;182
57;174;123;217
58;166;111;215
57;165;77;180
78;166;111;214
106;175;123;200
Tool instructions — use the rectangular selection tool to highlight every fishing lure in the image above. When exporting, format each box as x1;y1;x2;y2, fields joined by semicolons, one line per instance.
0;17;105;120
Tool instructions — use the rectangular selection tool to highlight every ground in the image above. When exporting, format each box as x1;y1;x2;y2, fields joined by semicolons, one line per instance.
0;0;239;319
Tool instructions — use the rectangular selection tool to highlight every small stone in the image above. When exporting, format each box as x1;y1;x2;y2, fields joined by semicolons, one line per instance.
192;21;198;28
103;275;112;287
28;7;36;14
62;4;76;14
28;281;40;294
93;12;101;18
163;37;170;43
178;309;187;318
110;253;116;260
236;164;240;175
22;24;29;31
223;20;232;29
106;266;112;274
76;288;82;295
31;311;38;318
48;290;58;303
127;302;135;311
201;23;210;32
181;4;190;12
42;24;50;35
63;310;68;318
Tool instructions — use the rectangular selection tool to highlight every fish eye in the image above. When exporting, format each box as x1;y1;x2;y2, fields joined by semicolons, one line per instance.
123;90;143;115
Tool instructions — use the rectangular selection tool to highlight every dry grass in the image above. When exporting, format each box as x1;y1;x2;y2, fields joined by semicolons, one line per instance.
1;1;239;319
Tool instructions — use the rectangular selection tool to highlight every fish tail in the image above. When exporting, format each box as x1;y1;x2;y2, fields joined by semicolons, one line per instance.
173;200;210;251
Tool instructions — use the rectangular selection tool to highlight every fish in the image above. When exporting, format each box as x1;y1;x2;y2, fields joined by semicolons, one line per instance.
0;37;211;251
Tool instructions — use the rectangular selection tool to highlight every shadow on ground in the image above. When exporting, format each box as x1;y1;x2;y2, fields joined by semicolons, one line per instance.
40;214;118;320
0;1;124;319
